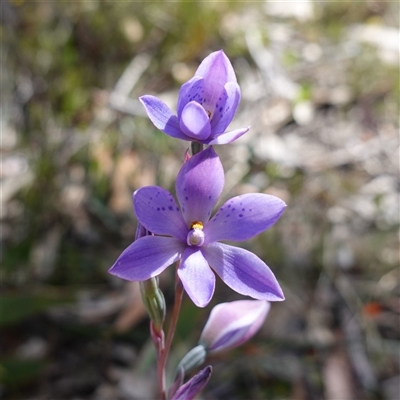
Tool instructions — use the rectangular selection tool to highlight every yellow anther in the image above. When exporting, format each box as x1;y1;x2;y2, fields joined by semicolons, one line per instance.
190;221;203;230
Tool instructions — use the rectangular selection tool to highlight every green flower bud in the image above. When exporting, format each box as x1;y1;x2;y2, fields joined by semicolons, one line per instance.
175;344;207;377
140;277;166;332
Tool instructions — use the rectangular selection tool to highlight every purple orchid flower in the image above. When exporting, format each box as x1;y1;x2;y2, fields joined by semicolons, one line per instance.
199;300;270;353
140;50;249;145
109;147;286;307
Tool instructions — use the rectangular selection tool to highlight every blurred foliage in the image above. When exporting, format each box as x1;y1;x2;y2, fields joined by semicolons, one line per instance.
0;290;74;326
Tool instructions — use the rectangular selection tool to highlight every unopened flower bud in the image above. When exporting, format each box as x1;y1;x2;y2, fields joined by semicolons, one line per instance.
175;345;206;378
170;365;212;400
199;300;270;353
135;224;165;330
140;277;166;332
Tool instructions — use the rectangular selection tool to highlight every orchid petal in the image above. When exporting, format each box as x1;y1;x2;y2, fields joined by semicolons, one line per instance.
210;82;241;133
204;194;286;243
206;126;250;145
200;300;270;353
139;95;187;140
196;51;237;118
195;50;236;83
178;247;215;308
176;146;224;225
179;101;212;140
134;186;188;242
203;242;284;301
177;76;204;119
171;366;212;400
109;236;185;281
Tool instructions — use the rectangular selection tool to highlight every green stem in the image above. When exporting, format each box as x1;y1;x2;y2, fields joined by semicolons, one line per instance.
191;141;204;155
158;267;184;400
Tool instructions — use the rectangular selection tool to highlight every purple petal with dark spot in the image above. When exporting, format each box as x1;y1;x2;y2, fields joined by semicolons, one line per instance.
139;95;188;140
204;193;286;243
178;247;215;308
179;101;212;140
177;76;205;119
176;147;224;225
134;186;188;242
210;82;241;133
109;236;185;281
195;50;237;118
202;242;285;301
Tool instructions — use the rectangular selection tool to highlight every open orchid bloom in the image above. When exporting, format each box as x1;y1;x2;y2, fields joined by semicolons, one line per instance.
140;50;249;145
199;300;270;353
109;147;286;308
170;365;212;400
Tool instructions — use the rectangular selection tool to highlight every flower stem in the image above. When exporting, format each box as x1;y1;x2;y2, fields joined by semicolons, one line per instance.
191;141;204;155
158;267;184;400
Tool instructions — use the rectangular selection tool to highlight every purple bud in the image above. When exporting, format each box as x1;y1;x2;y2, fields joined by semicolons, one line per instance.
199;300;270;353
170;365;212;400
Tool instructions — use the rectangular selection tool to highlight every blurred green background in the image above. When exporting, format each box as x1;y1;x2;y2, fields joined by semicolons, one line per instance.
1;1;399;399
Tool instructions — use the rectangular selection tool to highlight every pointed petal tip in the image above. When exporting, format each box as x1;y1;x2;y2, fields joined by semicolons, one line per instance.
269;285;285;301
207;126;250;145
252;290;285;302
275;292;285;301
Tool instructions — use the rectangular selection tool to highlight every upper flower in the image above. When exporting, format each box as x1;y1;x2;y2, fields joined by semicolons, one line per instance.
139;50;249;145
109;147;286;307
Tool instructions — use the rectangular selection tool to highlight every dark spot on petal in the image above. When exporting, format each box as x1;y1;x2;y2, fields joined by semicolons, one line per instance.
242;208;245;211
168;206;173;211
162;207;165;211
176;207;179;211
185;196;188;200
208;195;211;200
157;207;160;211
239;214;243;217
